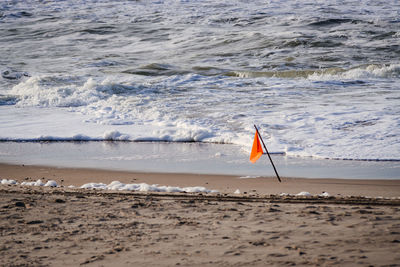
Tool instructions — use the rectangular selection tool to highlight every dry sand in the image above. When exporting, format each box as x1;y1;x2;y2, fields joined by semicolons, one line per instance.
1;163;400;266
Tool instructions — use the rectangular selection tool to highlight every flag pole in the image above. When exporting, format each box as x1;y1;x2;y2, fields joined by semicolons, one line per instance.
254;125;281;182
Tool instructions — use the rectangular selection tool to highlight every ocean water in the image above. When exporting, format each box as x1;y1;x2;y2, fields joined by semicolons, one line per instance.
1;0;399;161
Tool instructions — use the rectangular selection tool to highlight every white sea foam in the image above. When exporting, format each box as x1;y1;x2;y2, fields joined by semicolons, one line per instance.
80;181;218;193
308;64;400;81
21;179;45;187
44;180;58;187
239;176;260;179
319;192;330;197
1;179;17;185
1;178;218;193
280;192;331;197
1;67;399;161
296;192;312;197
280;192;330;197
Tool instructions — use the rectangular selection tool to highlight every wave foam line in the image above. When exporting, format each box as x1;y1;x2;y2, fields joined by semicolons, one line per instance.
227;64;400;79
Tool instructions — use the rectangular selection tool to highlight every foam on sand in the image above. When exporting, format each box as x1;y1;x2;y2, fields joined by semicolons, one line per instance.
1;179;17;185
80;181;218;193
1;179;218;193
2;178;339;197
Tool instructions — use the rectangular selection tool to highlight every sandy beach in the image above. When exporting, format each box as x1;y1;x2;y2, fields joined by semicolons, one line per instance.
1;163;400;266
2;0;400;266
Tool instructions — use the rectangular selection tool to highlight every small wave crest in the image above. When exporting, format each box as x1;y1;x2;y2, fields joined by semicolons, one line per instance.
308;64;400;80
227;69;340;79
9;76;140;108
228;64;400;80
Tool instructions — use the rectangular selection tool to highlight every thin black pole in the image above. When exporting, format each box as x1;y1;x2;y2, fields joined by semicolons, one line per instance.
254;125;281;182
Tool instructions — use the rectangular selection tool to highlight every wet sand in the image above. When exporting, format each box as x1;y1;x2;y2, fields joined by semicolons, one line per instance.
1;163;400;266
1;163;400;197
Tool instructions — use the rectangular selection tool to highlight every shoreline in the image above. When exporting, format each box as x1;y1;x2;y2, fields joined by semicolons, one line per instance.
1;163;400;198
1;141;399;180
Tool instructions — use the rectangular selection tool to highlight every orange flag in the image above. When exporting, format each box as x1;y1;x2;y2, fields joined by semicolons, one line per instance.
250;131;263;163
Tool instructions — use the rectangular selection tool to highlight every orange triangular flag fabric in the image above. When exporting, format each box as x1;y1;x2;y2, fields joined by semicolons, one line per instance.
250;131;263;163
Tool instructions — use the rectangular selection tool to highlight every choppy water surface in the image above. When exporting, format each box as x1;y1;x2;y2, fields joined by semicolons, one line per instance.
1;0;399;160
